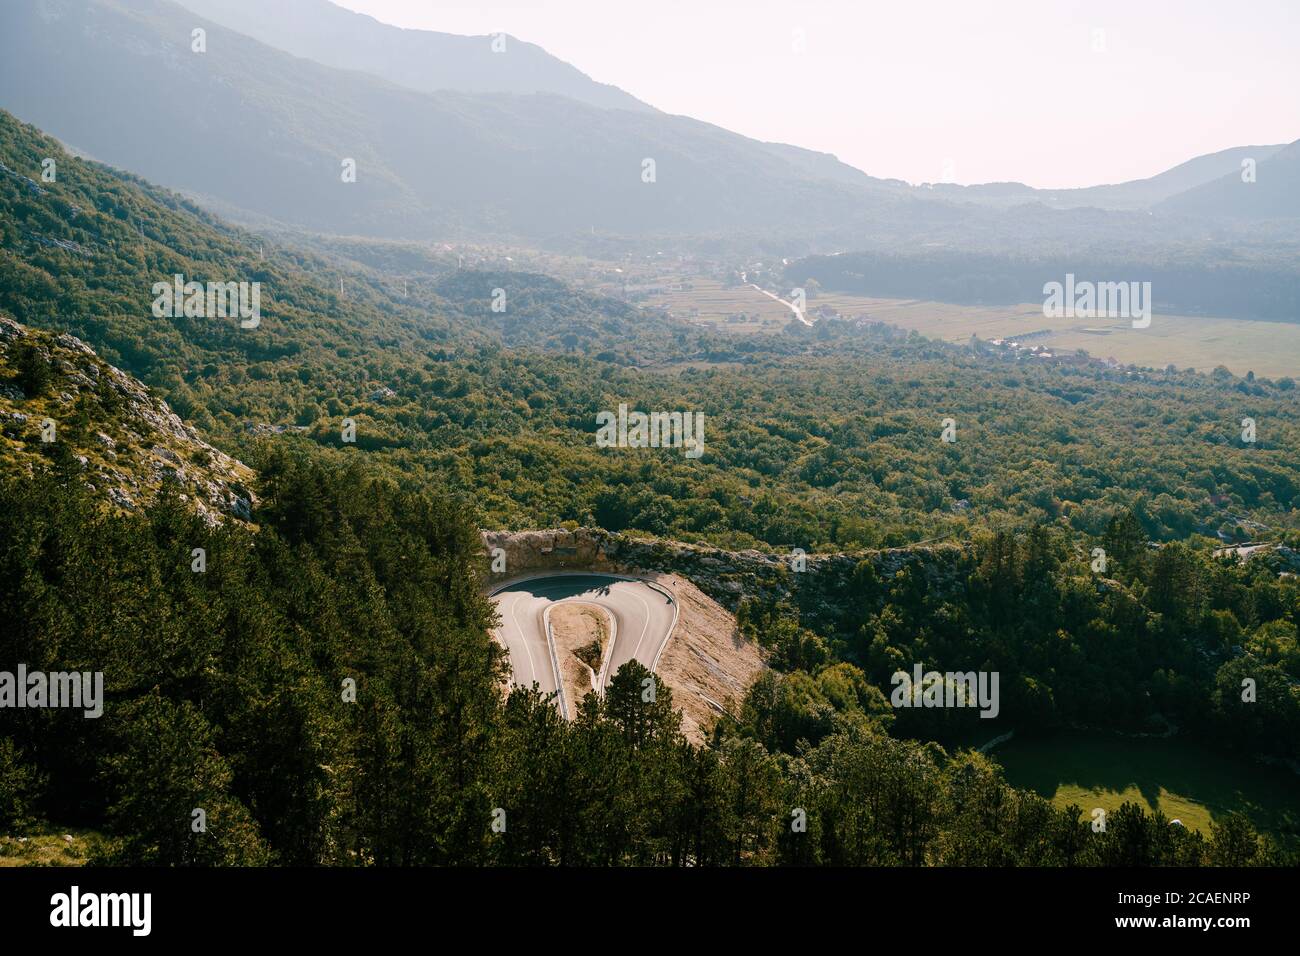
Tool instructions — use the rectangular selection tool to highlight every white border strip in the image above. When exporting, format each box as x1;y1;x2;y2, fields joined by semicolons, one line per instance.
540;605;570;720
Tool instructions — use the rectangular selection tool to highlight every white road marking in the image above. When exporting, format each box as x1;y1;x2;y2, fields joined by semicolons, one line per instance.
624;589;652;683
507;593;538;687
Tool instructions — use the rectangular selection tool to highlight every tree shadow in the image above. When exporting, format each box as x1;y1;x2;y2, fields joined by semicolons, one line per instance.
508;573;619;601
997;732;1300;838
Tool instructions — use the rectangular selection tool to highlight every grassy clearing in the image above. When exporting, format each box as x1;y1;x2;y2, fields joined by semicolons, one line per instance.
0;827;107;867
991;732;1300;846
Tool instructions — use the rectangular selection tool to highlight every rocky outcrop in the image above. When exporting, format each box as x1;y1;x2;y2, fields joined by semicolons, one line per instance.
0;315;255;525
481;526;967;614
1259;546;1300;576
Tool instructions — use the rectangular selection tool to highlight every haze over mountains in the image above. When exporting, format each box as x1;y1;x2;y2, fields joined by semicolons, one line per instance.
927;145;1288;210
1160;140;1300;220
168;0;1300;223
1;0;909;244
0;0;1297;278
171;0;655;112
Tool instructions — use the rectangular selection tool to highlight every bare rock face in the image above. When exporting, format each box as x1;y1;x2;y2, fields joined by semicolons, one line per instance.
0;314;256;524
1255;545;1300;576
482;528;610;574
482;526;964;613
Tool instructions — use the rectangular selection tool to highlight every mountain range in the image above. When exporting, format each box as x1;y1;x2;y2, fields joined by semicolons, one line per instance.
171;0;655;112
1;0;910;243
925;144;1288;210
0;0;1297;253
169;0;1300;224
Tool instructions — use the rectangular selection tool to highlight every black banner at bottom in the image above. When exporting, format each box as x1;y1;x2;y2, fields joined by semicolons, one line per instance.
0;865;1289;941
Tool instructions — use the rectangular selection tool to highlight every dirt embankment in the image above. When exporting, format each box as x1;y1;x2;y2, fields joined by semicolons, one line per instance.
647;572;763;743
548;603;609;714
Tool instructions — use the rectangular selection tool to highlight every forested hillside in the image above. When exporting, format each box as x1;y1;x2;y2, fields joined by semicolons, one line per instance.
1;461;1290;865
791;247;1300;321
3;109;1298;554
730;522;1300;763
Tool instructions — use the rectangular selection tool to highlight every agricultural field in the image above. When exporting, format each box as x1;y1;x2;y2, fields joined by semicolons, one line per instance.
818;293;1300;379
644;278;1300;378
640;276;807;332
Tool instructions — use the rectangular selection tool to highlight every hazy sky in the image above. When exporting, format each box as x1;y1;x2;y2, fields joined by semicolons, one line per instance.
333;0;1299;188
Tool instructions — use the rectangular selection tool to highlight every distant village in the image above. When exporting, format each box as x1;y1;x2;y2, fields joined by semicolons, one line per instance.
977;334;1124;370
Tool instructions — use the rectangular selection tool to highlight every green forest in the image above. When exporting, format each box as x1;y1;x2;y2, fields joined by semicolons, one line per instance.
733;517;1300;760
0;460;1290;865
791;248;1300;322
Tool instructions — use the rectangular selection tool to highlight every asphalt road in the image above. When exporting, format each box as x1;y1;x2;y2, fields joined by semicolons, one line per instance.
490;573;678;714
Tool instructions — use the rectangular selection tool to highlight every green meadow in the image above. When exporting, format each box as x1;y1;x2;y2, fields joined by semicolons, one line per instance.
991;732;1300;847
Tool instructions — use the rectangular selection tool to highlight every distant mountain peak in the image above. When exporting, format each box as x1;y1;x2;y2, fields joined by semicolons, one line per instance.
171;0;655;112
928;143;1293;212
